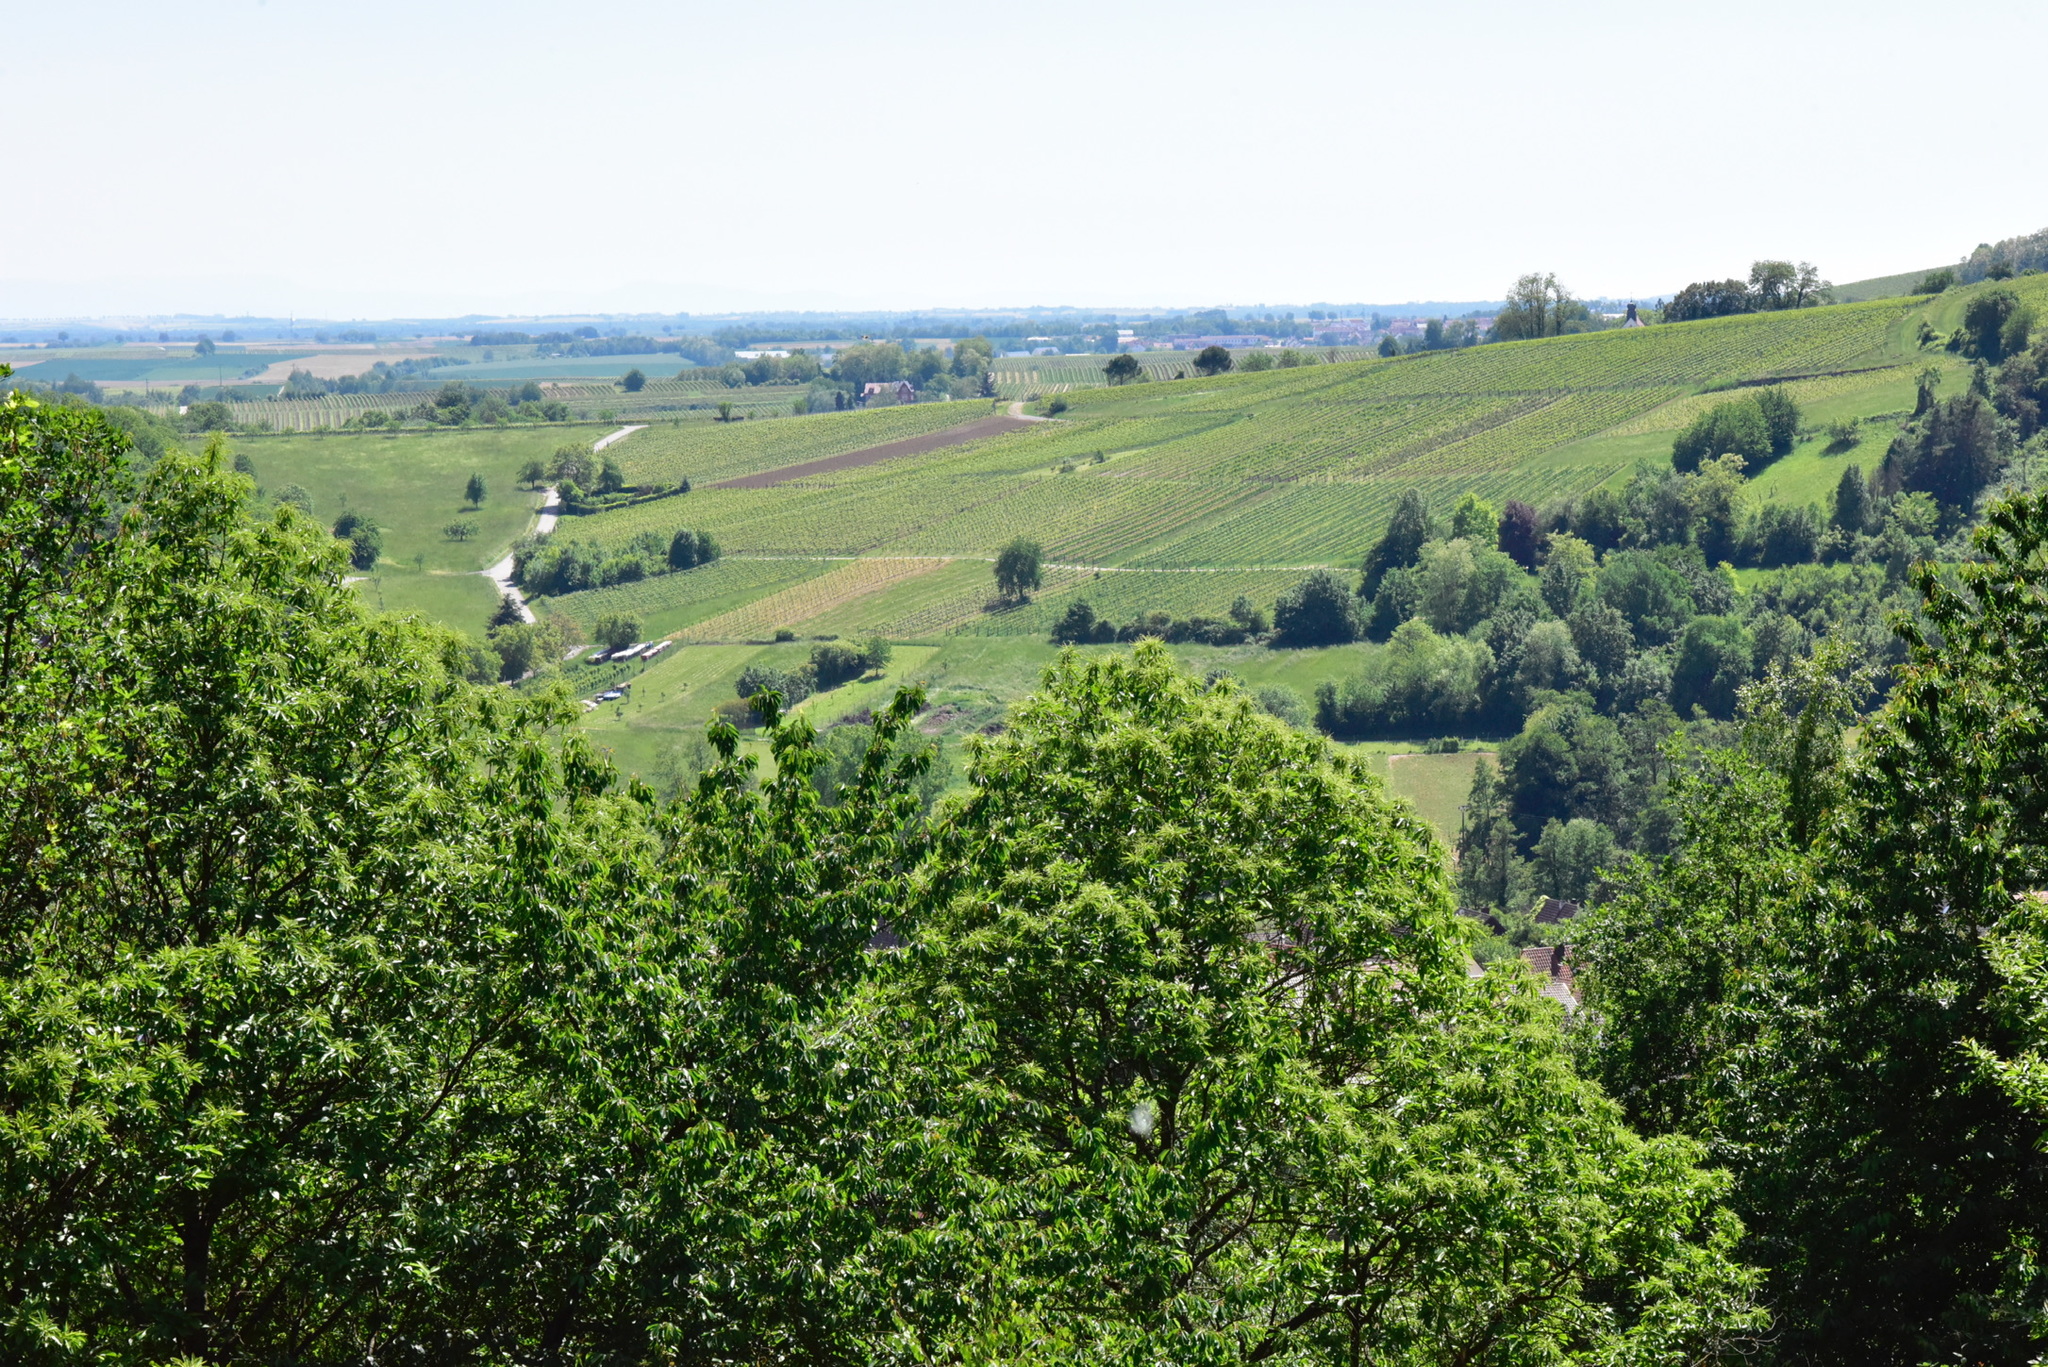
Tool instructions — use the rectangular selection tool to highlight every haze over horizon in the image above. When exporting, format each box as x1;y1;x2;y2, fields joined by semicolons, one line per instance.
8;0;2045;319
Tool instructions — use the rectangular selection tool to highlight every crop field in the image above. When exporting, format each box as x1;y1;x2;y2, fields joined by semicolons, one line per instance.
989;347;1383;396
950;566;1317;637
608;402;999;486
535;557;835;640
673;557;952;641
527;292;1949;585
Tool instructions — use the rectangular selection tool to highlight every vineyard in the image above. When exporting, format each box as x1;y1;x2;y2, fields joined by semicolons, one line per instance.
989;347;1383;396
672;557;950;641
535;557;834;641
278;285;2000;683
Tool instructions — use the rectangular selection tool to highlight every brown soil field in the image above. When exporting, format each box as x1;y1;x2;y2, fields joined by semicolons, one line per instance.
709;412;1038;489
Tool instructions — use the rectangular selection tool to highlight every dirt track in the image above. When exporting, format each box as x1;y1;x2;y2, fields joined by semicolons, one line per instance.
710;411;1039;489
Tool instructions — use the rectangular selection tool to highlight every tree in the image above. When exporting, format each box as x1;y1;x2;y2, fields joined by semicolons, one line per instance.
1580;525;2048;1359
1192;344;1232;376
898;644;1762;1362
331;510;383;570
1378;333;1399;357
621;368;646;392
1492;272;1557;341
1361;488;1438;595
1673;396;1771;473
1789;261;1830;308
1753;384;1800;456
1598;550;1697;645
993;537;1042;600
594;612;641;650
1664;279;1754;323
1540;533;1596;616
1670;614;1754;718
1883;390;2007;514
1959;287;2024;362
1271;567;1361;647
716;400;737;422
1532;816;1617;902
1832;462;1873;534
193;335;215;355
443;520;477;541
0;408;670;1359
549;443;594;487
1497;498;1542;567
518;457;545;487
1102;353;1141;385
1748;259;1798;309
465;470;487;508
1447;491;1498;540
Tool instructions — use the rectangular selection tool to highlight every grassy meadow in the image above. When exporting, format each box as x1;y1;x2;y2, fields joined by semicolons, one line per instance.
231;424;614;574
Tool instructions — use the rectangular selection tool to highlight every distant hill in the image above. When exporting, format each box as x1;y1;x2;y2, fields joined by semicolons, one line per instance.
1831;267;1940;303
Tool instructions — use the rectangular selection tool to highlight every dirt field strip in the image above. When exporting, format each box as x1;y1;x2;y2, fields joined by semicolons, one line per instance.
708;411;1039;489
676;557;949;641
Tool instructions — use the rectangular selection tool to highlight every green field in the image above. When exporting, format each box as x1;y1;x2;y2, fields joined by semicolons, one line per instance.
351;566;507;635
227;423;615;579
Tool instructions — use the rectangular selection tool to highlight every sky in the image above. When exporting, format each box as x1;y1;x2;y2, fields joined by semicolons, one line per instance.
6;0;2045;320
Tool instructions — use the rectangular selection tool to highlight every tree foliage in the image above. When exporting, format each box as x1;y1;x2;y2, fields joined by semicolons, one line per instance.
993;536;1043;600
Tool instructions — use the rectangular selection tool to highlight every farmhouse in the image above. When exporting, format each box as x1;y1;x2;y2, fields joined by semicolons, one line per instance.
861;380;916;404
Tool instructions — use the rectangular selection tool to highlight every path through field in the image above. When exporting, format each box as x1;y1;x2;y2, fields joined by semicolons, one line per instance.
481;423;645;622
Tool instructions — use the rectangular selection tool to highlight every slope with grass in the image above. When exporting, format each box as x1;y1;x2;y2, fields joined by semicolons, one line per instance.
230;423;612;575
549;290;1940;586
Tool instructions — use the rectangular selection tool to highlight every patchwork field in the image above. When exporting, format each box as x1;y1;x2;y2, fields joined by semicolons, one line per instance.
277;279;2048;785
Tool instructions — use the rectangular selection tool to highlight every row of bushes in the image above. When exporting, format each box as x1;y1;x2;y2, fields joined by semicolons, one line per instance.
514;527;721;597
1049;597;1268;646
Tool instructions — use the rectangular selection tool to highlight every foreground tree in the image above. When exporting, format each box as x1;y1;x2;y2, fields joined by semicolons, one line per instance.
1582;502;2048;1363
892;645;1763;1361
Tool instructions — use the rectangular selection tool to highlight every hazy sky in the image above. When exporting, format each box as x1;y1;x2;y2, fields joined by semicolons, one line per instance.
7;0;2044;319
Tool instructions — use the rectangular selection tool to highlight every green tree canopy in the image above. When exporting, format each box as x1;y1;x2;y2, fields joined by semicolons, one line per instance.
993;536;1043;600
1272;567;1361;647
894;645;1761;1361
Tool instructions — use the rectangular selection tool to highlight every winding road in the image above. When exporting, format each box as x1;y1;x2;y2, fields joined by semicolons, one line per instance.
481;424;645;623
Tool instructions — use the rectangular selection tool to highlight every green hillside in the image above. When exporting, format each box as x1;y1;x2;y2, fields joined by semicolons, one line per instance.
248;275;2048;791
532;282;2032;648
1830;266;1941;303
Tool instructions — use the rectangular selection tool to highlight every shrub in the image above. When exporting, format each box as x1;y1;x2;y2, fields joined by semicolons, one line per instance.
1271;569;1361;647
1673;397;1770;473
594;613;641;651
331;511;383;570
